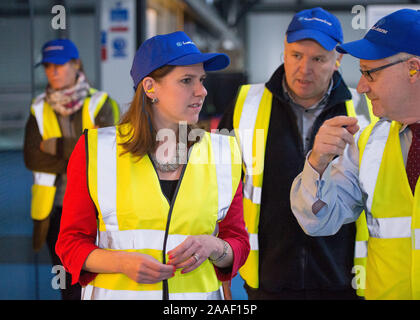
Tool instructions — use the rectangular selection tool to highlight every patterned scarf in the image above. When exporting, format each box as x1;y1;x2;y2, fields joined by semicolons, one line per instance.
45;72;90;116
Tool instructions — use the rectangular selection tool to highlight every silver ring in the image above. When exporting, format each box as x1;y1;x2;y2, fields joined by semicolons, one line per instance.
192;253;200;263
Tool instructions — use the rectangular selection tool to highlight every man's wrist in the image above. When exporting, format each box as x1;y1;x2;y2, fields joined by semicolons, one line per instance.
308;152;329;176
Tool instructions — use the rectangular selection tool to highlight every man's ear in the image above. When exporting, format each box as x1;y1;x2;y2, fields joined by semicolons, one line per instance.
408;57;420;81
334;53;343;71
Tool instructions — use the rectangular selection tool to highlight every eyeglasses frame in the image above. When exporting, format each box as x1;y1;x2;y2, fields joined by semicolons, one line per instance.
359;58;410;82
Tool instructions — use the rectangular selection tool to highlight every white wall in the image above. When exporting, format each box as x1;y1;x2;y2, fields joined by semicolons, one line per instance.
246;13;291;84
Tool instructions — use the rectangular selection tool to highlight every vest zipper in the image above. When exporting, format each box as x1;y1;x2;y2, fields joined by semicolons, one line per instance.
149;152;189;300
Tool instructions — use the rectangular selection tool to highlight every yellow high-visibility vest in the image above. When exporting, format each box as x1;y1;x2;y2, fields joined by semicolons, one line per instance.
358;120;420;299
82;125;242;300
346;92;378;297
29;88;113;221
232;84;377;291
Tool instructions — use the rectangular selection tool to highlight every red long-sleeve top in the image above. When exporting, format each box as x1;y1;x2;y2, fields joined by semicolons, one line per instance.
56;135;250;286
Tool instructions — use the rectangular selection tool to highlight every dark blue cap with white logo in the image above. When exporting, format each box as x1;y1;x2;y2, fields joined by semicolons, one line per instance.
130;31;230;90
286;7;343;51
38;38;79;66
337;9;420;59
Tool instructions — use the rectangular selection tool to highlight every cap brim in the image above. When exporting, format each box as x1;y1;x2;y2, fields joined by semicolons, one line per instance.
168;52;230;71
287;29;339;51
336;38;399;60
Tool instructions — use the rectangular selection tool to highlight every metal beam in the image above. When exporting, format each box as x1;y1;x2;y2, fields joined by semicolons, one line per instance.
249;1;417;13
250;3;366;13
136;0;147;46
183;0;242;49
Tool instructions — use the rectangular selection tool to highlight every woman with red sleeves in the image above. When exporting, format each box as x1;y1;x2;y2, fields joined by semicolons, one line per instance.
56;31;250;300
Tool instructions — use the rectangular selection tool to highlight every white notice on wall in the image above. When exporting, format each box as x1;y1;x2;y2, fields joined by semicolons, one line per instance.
100;0;136;113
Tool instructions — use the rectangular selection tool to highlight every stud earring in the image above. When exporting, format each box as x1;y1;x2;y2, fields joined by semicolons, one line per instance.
151;98;158;104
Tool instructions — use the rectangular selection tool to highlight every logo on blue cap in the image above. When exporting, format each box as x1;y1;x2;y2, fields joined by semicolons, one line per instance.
286;7;343;51
130;31;230;90
298;16;333;26
176;41;194;47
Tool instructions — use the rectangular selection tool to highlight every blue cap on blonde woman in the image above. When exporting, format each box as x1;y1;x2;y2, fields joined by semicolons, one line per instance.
130;31;230;90
37;38;79;66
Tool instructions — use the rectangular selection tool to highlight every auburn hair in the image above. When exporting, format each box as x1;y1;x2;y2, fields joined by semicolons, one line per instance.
118;65;199;160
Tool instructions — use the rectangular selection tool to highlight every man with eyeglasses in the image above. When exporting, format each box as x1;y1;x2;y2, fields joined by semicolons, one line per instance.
218;7;375;300
290;9;420;300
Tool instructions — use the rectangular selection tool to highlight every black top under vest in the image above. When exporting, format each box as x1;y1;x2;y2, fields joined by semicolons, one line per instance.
160;179;178;203
218;65;357;296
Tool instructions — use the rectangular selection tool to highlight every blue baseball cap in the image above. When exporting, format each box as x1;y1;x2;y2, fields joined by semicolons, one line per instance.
337;9;420;60
37;38;79;66
130;31;230;89
286;7;343;51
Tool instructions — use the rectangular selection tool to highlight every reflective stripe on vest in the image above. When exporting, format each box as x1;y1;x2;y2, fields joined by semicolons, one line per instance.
353;108;378;297
95;126;118;231
343;89;378;297
82;89;108;129
85;125;241;299
347;90;378;297
234;83;376;289
29;90;109;220
358;120;420;299
81;285;222;300
354;239;368;258
210;133;238;222
30;96;60;220
233;84;272;289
